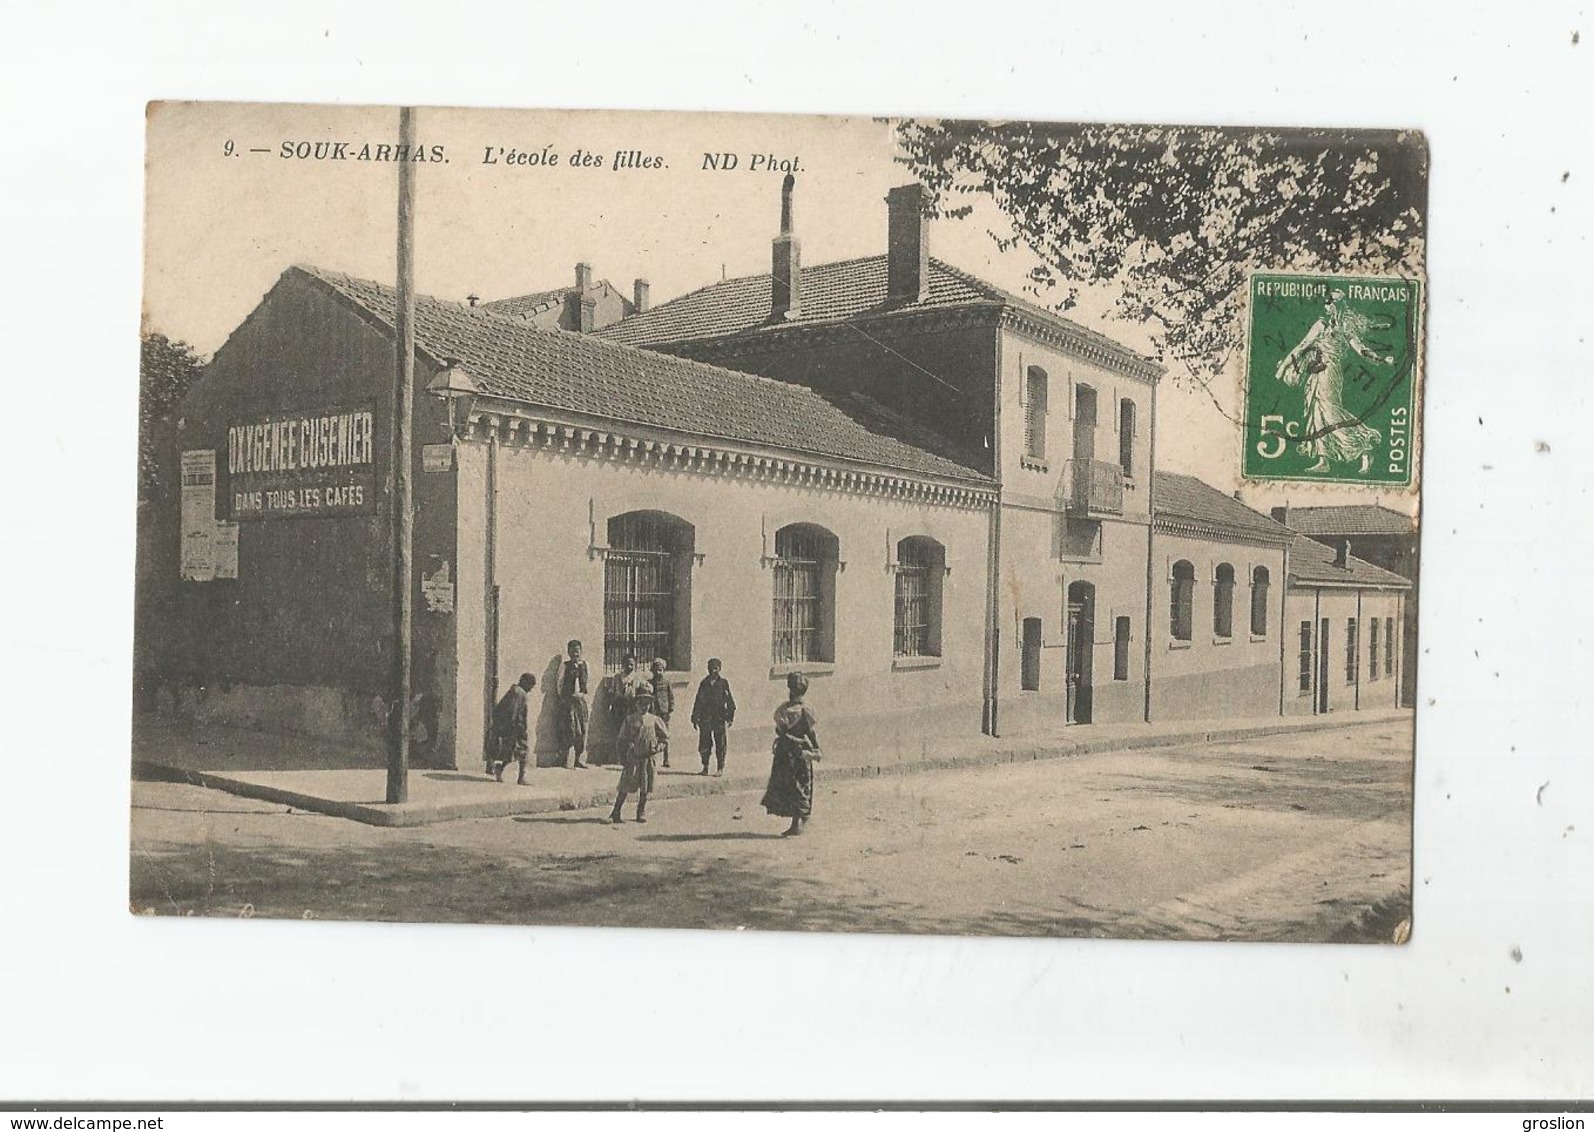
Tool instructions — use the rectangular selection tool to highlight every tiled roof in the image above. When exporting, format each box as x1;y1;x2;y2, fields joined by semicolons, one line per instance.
479;286;566;318
1153;471;1293;544
289;266;990;485
596;254;1159;373
1284;505;1416;538
482;279;635;320
1288;534;1411;589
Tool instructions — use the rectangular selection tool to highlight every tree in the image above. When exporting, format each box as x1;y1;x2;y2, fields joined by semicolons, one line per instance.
894;121;1427;386
139;332;206;501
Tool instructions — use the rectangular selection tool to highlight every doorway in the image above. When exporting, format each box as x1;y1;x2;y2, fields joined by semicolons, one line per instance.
1020;617;1042;692
1317;617;1331;714
1065;581;1095;724
1073;384;1098;462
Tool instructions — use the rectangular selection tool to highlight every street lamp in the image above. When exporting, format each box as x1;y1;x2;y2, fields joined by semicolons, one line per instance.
427;359;479;441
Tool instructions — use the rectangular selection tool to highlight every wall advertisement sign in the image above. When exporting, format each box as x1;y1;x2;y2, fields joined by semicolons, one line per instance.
227;405;378;519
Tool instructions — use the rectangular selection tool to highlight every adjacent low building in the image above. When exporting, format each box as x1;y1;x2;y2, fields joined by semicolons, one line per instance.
1283;534;1410;717
1274;503;1419;706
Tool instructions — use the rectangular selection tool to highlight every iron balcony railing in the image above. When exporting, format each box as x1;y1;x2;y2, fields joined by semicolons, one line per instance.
1063;458;1125;516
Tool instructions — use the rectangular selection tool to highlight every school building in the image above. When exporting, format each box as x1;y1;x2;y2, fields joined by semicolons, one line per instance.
138;180;1411;768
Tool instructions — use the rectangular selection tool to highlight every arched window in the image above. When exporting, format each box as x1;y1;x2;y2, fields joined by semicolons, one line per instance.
1250;566;1270;637
772;523;838;665
1118;398;1136;478
894;536;945;658
1213;564;1235;638
1170;560;1195;642
1023;366;1049;460
603;511;694;672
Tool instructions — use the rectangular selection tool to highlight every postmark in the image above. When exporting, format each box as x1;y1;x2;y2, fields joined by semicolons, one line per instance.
1243;272;1421;486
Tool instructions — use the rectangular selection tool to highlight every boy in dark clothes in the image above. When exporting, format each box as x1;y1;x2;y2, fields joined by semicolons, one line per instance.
489;672;536;785
690;658;736;776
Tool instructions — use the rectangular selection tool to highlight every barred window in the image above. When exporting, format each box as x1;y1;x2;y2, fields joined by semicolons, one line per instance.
1213;563;1235;639
1170;560;1195;642
1370;616;1381;681
1345;618;1358;683
772;524;837;665
894;536;945;658
604;511;693;673
1298;621;1313;694
1023;366;1048;460
1250;566;1270;637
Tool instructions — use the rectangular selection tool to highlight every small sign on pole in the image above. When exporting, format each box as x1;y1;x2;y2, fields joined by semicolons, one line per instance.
421;443;454;473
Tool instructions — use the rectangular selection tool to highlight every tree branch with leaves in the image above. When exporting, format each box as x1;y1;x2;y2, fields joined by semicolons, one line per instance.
894;121;1426;387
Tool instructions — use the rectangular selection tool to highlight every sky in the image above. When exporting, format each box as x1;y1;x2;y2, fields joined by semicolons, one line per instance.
143;101;1418;516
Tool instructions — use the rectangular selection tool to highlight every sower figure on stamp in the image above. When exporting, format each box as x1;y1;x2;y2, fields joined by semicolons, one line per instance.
557;639;590;770
489;672;536;785
690;657;736;777
610;690;667;824
648;657;675;768
1275;287;1394;475
761;671;820;837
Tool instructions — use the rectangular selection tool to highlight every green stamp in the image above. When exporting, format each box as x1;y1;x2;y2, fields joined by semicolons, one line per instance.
1243;272;1421;485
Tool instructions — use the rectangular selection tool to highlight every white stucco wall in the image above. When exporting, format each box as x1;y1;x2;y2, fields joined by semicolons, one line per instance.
453;433;993;766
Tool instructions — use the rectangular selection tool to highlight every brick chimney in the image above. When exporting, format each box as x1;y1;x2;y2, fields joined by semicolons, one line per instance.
633;278;650;313
770;174;801;321
886;183;930;304
1334;540;1351;568
575;262;594;291
564;290;597;332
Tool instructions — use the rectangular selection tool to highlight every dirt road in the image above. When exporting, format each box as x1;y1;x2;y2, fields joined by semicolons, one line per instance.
131;720;1411;942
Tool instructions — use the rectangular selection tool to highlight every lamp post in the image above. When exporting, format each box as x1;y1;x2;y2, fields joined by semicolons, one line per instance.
426;360;479;441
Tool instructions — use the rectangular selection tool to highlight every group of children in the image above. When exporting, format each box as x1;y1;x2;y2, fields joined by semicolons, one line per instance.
603;651;737;823
489;643;819;835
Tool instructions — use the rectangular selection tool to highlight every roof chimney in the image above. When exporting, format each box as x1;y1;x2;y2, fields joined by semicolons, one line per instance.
564;290;597;333
466;292;480;308
770;174;801;321
1334;540;1351;568
575;262;593;291
633;278;650;313
886;183;930;304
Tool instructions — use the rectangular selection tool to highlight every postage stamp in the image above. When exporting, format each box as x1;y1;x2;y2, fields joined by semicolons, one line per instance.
1243;272;1422;486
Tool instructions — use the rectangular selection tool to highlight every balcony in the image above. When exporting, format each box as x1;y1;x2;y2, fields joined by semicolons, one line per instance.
1062;458;1124;517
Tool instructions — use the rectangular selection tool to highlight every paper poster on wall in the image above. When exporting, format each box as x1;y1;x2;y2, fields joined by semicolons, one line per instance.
212;521;239;580
179;449;216;581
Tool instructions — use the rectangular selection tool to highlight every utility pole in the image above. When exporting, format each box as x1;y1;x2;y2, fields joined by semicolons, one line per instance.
387;105;417;805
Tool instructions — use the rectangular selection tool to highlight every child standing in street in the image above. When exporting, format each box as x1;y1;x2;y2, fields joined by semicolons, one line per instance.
690;658;736;776
489;672;537;785
610;691;667;824
648;657;675;768
556;639;590;770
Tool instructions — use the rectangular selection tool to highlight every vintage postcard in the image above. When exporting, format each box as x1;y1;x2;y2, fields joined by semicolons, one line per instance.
133;104;1425;942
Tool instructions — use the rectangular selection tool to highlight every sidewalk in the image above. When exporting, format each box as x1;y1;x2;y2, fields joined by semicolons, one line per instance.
131;708;1413;827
